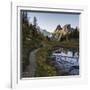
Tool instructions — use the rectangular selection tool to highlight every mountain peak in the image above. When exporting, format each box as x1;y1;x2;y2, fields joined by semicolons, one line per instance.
55;24;62;32
63;24;71;32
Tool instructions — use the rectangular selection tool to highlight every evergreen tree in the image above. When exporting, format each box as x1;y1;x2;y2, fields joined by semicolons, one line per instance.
33;16;37;27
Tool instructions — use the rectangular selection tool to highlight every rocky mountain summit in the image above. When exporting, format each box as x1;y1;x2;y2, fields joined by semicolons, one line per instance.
55;24;72;32
53;24;78;41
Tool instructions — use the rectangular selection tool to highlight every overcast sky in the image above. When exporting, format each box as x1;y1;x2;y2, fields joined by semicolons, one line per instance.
27;11;80;32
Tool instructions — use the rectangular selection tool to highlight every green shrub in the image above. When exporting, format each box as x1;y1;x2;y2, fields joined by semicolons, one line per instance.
35;47;57;77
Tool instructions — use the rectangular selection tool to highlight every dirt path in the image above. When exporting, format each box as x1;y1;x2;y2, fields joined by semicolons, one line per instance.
28;49;39;77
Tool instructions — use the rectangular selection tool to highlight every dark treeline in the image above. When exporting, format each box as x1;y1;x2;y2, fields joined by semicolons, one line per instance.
21;11;45;74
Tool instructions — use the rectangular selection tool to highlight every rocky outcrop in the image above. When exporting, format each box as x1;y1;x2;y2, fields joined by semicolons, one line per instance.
55;25;62;32
63;24;71;32
55;24;71;32
53;24;73;41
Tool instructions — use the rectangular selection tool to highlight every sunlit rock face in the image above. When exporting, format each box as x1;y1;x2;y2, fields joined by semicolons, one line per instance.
55;24;71;32
52;24;78;41
53;24;72;41
63;24;71;32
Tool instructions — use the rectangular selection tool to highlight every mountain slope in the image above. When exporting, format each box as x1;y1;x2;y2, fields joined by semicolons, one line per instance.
40;29;52;38
53;24;75;41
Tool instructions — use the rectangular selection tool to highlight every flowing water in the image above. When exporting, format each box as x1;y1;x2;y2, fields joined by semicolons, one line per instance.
51;48;79;75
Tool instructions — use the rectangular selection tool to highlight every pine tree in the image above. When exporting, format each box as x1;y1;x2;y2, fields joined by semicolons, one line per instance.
33;16;37;27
